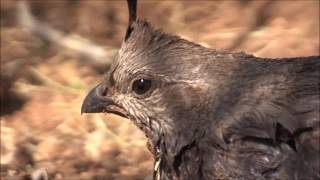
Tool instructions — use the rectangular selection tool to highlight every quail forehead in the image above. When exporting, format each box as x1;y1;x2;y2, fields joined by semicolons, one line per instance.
109;55;132;83
111;63;141;84
112;55;155;82
112;41;199;84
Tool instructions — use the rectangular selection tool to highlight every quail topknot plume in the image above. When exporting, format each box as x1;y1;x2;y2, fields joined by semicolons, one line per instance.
81;1;320;179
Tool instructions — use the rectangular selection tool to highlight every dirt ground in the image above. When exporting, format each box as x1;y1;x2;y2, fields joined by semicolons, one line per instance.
1;1;319;180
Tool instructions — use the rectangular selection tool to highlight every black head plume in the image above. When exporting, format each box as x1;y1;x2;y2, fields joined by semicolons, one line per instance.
125;0;137;41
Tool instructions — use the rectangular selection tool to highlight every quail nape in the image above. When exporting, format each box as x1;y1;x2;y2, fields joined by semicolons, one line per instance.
81;1;320;179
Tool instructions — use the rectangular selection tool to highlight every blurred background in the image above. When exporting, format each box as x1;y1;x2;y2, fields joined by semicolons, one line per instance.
1;0;319;179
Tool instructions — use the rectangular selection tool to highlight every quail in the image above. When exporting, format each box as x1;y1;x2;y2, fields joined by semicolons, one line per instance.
82;1;320;179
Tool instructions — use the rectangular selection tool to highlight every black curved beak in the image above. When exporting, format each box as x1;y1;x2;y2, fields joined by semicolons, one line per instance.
81;84;114;114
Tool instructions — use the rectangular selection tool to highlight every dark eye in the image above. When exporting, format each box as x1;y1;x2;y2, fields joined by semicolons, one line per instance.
132;79;152;95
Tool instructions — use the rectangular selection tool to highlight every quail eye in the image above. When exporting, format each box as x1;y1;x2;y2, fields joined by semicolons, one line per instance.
132;79;152;95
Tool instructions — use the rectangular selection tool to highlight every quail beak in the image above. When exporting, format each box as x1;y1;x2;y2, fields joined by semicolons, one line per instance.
81;84;114;114
81;84;128;118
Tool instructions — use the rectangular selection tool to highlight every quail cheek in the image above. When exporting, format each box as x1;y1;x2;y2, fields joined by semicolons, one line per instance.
105;104;128;118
